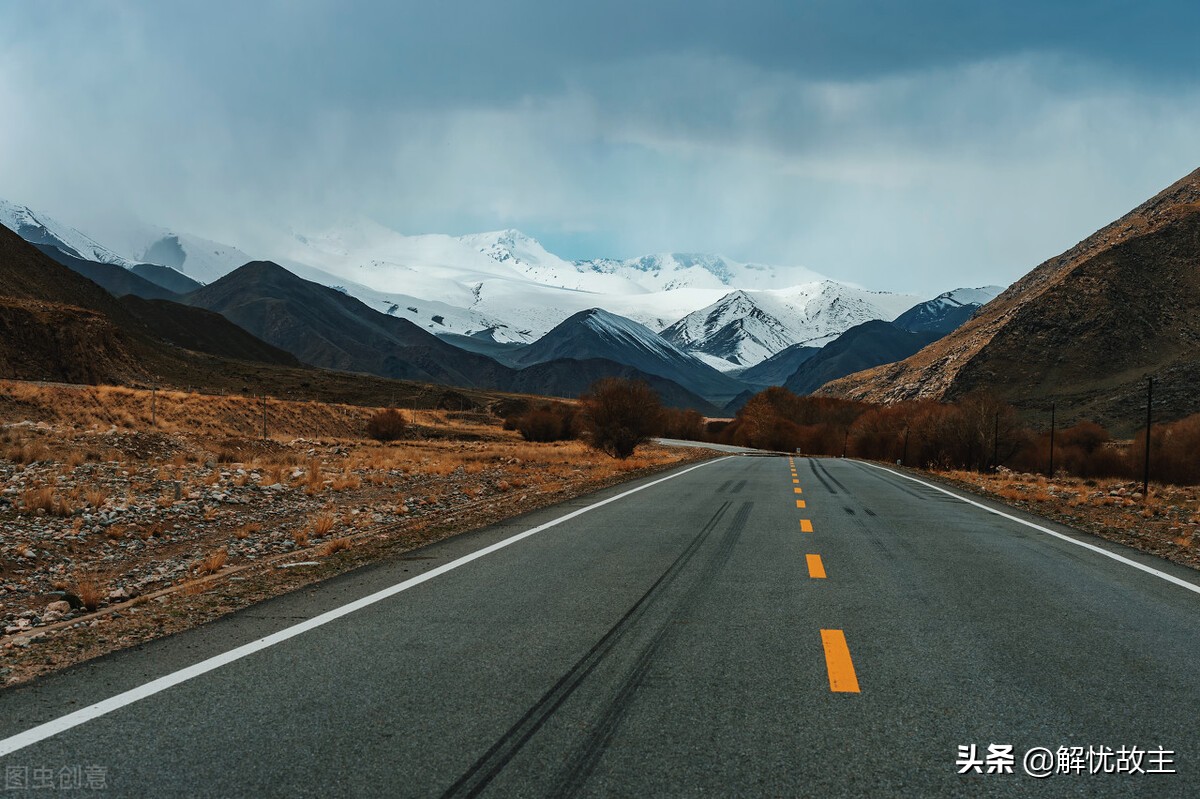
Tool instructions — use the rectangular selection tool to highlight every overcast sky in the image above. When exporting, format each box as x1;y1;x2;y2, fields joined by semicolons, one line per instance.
1;1;1197;294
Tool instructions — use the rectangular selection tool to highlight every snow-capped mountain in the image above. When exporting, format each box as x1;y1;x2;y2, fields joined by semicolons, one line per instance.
575;252;820;292
90;221;260;286
1;198;969;372
461;230;824;293
0;200;139;269
660;283;920;371
275;221;837;342
512;308;747;405
891;286;1003;334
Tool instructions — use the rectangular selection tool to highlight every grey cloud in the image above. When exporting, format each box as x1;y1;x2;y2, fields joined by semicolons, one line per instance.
0;5;1197;297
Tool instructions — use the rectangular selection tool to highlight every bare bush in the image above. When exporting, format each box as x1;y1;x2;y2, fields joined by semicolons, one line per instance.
516;403;577;443
366;409;408;442
580;378;664;459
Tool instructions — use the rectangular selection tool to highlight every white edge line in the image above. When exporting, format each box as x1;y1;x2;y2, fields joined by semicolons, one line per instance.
0;456;732;758
856;460;1200;597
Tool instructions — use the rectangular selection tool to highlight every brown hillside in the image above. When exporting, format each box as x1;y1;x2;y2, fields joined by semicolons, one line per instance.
0;224;153;383
819;166;1200;432
0;298;146;383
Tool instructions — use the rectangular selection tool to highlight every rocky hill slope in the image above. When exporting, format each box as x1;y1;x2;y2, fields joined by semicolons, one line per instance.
819;167;1200;430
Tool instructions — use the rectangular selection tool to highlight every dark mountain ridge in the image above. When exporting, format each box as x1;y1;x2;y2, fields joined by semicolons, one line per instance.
511;308;748;405
784;320;942;395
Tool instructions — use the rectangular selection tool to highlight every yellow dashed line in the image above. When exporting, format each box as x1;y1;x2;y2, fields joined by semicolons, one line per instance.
794;487;803;494
800;519;813;533
820;630;861;693
796;500;806;509
806;554;827;579
792;478;800;484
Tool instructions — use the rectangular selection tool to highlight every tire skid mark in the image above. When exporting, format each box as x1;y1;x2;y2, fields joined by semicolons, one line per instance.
816;459;850;492
807;459;838;495
846;461;927;501
852;516;894;559
549;502;753;797
440;501;736;798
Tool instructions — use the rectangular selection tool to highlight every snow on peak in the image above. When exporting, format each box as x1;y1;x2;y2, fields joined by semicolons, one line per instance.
571;251;830;295
0;197;1003;362
933;285;1004;307
565;307;699;362
660;282;921;370
459;228;563;271
0;199;137;268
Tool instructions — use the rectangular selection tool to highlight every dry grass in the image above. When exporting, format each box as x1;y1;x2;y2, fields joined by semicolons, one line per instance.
20;486;55;513
292;529;310;548
196;549;228;575
5;442;50;464
74;578;104;612
330;473;361;492
311;513;336;537
0;380;428;440
320;537;352;556
84;487;109;508
20;486;74;517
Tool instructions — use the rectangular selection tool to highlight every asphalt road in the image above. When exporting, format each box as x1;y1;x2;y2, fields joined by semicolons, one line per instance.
2;454;1199;797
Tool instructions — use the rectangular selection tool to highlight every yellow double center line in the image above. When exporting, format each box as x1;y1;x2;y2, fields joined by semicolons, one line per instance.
790;458;861;694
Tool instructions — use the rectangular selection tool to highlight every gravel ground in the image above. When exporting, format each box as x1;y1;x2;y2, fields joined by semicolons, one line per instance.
0;421;714;687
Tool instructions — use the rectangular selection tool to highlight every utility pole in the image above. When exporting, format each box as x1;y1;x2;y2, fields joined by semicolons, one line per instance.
902;425;910;467
842;429;849;459
1143;376;1153;498
992;411;999;471
1048;402;1056;478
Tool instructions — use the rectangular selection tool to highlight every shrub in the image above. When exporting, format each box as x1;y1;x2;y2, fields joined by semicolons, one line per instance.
367;409;408;442
661;408;706;441
580;378;664;459
516;403;577;442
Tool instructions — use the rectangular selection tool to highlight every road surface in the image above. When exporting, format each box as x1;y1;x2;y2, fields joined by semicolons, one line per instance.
1;455;1198;797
